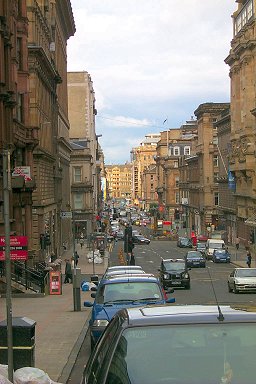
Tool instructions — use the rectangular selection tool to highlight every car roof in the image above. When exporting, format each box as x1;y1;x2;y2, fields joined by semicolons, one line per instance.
107;265;143;271
162;258;185;263
105;270;146;276
100;274;159;284
120;305;256;326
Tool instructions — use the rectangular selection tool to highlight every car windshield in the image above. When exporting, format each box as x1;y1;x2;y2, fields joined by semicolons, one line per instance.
106;324;256;384
96;282;163;303
197;243;206;248
211;243;224;249
187;252;201;259
236;269;256;277
164;261;185;271
181;238;190;244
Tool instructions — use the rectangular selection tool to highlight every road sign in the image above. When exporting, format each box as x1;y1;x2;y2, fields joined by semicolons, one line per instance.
60;211;72;219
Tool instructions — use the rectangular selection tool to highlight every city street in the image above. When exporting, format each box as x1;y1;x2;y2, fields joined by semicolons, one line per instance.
68;236;256;383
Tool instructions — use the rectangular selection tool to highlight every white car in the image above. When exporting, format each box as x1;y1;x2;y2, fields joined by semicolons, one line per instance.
228;268;256;293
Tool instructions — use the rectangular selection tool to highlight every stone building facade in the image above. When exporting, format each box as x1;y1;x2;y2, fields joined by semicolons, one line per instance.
225;0;256;244
68;71;101;233
105;164;132;199
28;0;75;261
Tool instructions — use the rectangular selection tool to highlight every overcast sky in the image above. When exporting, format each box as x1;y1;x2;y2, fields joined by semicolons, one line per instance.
67;0;235;164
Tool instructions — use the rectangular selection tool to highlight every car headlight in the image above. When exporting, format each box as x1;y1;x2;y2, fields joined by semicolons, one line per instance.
92;320;109;327
163;273;169;279
184;273;189;279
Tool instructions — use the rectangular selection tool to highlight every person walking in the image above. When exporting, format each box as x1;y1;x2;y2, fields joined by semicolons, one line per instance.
246;250;252;268
235;236;240;250
64;259;72;283
74;251;79;266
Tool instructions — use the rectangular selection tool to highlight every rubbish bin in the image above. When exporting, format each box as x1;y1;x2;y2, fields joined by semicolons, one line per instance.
0;317;36;370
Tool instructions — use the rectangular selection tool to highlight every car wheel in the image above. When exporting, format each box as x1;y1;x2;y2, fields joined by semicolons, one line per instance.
228;283;232;293
234;284;239;294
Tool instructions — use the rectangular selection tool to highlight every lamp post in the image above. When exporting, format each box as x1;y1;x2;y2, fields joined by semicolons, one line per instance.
3;150;13;381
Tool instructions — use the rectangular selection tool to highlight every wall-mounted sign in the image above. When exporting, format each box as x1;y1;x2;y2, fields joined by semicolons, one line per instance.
12;166;31;181
0;236;28;260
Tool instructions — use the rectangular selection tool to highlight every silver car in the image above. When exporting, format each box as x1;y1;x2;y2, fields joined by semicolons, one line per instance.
228;268;256;293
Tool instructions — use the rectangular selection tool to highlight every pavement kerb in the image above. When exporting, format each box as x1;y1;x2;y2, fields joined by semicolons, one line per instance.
58;312;91;384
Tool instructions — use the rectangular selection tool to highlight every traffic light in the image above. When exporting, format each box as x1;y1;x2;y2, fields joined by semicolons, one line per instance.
250;230;255;244
124;226;133;253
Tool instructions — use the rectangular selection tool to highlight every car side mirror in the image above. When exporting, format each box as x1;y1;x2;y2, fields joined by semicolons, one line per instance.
157;268;161;272
91;286;98;291
84;301;93;307
91;292;96;298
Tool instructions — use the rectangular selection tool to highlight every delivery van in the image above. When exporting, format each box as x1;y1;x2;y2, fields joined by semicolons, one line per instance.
206;238;225;260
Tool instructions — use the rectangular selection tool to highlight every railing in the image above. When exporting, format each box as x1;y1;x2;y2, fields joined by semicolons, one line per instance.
0;261;49;294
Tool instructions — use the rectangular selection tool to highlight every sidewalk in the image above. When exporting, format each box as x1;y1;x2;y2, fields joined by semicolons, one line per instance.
0;243;109;383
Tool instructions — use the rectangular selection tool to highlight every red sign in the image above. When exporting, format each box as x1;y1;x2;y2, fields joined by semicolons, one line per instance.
49;271;62;295
0;236;28;261
163;221;172;226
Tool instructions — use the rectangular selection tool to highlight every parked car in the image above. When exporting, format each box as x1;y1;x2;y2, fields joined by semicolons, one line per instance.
185;250;206;268
132;234;150;244
196;241;207;256
83;304;256;384
212;248;231;263
228;268;256;293
158;258;190;289
177;236;193;248
84;274;175;349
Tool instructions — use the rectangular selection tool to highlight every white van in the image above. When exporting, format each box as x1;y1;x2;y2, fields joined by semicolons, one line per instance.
206;239;225;260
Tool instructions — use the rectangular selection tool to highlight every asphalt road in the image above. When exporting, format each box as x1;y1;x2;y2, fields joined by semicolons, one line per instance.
68;237;256;383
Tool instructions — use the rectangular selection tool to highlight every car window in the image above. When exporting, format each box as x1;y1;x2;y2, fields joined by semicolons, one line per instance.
96;282;163;303
106;324;256;384
236;269;256;277
164;261;185;271
85;317;120;383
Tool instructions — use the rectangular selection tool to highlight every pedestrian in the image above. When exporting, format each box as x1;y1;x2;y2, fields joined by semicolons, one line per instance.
246;250;252;268
64;259;72;283
235;236;240;250
74;251;79;266
80;238;84;249
50;251;56;263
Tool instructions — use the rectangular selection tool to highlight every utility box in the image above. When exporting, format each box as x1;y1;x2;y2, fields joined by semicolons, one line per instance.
0;317;36;370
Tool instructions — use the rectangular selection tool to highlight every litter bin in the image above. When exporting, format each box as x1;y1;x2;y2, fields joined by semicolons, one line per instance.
0;317;36;370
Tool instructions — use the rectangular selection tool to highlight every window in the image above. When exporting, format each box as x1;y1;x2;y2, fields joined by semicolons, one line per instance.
214;192;219;206
17;37;22;70
73;167;82;182
174;161;178;168
173;146;180;156
184;146;190;156
16;93;23;122
175;178;179;187
74;193;83;209
175;192;180;204
234;0;253;35
213;155;218;167
150;175;154;180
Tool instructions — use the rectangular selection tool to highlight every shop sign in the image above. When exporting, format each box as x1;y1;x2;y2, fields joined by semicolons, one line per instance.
0;236;28;260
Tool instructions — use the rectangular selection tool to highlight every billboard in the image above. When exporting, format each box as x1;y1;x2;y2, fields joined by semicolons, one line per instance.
0;236;28;261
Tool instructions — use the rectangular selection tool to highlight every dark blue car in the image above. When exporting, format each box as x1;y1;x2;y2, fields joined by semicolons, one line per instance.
84;274;175;350
213;249;231;263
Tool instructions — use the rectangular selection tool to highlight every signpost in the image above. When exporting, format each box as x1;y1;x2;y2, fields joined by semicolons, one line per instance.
49;271;62;295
